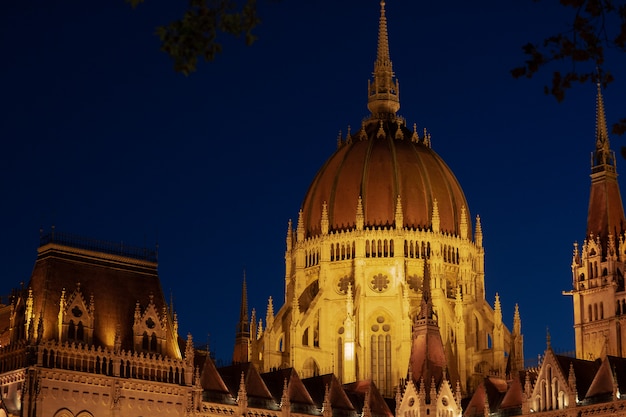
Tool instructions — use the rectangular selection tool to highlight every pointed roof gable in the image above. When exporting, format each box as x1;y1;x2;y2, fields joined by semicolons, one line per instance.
607;355;626;394
343;380;393;417
555;355;600;400
463;382;487;417
302;374;355;412
261;368;315;406
200;353;230;394
585;356;614;400
218;363;274;402
499;376;523;410
463;377;512;417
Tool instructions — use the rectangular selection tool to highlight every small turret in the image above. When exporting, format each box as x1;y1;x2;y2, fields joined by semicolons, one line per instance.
321;202;329;235
431;199;440;233
296;210;305;242
395;195;404;229
266;296;274;329
356;196;364;230
286;219;293;250
475;215;483;247
460;206;468;240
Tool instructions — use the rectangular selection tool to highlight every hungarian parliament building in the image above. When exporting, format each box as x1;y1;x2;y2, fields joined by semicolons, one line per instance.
2;3;626;417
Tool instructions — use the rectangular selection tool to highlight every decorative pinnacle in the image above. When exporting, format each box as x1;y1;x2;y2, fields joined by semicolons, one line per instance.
367;1;400;117
237;272;250;336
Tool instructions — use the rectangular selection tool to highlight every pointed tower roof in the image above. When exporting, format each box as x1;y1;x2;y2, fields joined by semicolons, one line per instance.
407;262;452;402
232;271;250;364
367;1;400;118
586;83;626;246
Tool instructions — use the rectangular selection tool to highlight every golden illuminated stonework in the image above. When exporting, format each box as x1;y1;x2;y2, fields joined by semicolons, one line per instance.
251;1;522;397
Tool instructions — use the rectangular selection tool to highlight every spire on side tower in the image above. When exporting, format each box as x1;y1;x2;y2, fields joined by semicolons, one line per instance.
367;1;400;118
233;271;250;364
586;84;626;243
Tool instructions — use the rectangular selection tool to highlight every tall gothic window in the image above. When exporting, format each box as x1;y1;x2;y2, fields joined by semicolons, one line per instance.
337;336;343;382
370;316;392;396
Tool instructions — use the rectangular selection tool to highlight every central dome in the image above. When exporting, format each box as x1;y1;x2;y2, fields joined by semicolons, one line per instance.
301;119;471;238
300;1;470;240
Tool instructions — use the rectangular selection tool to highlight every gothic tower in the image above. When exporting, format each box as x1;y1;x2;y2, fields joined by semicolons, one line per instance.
252;1;521;396
570;84;626;360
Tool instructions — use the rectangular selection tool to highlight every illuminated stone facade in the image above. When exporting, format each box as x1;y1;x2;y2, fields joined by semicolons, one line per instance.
0;233;195;417
567;84;626;361
2;2;626;417
251;1;522;398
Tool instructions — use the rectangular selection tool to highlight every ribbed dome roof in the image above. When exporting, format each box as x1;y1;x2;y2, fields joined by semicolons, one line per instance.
300;1;471;240
301;120;471;238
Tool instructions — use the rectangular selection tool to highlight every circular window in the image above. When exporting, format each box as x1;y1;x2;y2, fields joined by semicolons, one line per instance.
336;275;354;294
371;324;379;332
72;306;82;318
370;274;389;292
441;397;448;406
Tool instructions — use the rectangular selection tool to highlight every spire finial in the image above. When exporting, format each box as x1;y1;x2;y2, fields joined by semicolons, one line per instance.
367;1;400;118
594;81;612;166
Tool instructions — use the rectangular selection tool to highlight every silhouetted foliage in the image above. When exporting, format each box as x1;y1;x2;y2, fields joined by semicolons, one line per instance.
512;0;626;135
126;0;261;75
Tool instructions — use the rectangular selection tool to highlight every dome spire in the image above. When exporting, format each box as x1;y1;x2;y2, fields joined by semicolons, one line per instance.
594;81;612;167
367;1;400;118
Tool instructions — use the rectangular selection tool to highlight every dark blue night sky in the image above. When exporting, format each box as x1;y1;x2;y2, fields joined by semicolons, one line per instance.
2;0;626;364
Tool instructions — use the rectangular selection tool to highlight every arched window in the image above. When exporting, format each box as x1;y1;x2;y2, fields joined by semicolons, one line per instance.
370;316;392;396
142;331;149;350
337;336;343;382
150;333;157;352
76;321;84;341
68;320;76;340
